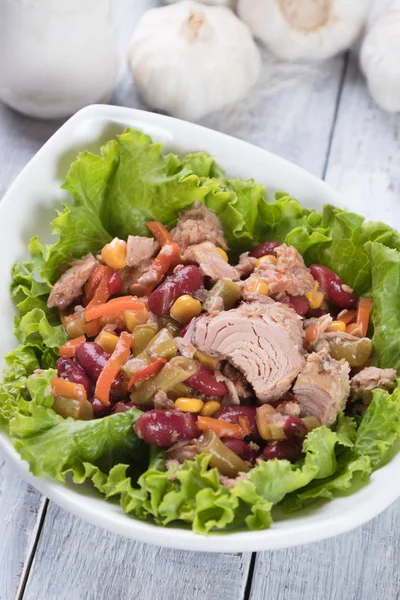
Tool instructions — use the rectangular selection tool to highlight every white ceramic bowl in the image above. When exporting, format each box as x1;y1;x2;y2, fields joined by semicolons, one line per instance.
0;105;399;553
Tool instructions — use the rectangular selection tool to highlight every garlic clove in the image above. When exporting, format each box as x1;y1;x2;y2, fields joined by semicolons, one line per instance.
127;1;261;121
238;0;370;61
360;6;400;112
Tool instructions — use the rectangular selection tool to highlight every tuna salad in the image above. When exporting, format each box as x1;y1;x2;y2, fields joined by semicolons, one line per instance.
2;128;400;535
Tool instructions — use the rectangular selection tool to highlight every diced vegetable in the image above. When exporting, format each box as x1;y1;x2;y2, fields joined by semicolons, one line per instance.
146;221;174;246
132;324;158;356
203;279;241;312
85;296;146;322
64;314;86;339
255;254;277;267
356;297;372;337
94;332;132;406
305;284;325;310
96;330;119;353
59;335;86;357
130;356;197;407
51;375;87;403
197;416;244;439
124;307;149;332
196;430;249;477
194;350;219;370
326;336;372;367
52;395;94;420
337;309;357;325
215;247;229;262
128;357;167;388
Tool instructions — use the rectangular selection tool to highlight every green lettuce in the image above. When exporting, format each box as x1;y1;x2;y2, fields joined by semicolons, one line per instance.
3;127;400;534
10;369;145;483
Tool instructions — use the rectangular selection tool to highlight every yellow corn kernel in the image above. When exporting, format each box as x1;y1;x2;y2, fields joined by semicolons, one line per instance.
194;350;219;369
170;295;202;324
326;320;347;333
255;254;277;267
305;286;325;310
124;307;149;332
174;397;204;413
246;278;269;295
101;238;127;270
96;330;119;353
200;400;221;417
216;247;229;262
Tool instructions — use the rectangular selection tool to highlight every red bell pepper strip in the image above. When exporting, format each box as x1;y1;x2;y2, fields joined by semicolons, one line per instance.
95;331;132;406
128;357;167;389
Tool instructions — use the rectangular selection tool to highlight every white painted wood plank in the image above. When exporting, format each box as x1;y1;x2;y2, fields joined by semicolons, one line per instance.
249;501;400;600
0;454;45;600
22;503;251;600
324;53;400;227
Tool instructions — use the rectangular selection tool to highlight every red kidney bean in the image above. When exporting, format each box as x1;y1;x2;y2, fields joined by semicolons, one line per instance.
107;271;122;296
56;357;91;397
221;438;254;461
283;416;308;441
75;342;124;389
90;397;112;418
280;295;310;316
216;405;258;438
310;264;357;309
185;365;228;396
148;265;204;316
134;409;201;447
249;240;282;259
263;440;303;462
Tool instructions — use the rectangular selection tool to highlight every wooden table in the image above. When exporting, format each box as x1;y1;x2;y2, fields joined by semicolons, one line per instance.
1;2;400;599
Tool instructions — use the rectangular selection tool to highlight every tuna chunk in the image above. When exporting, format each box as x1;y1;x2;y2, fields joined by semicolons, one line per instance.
350;367;397;403
235;252;256;278
293;349;350;426
47;253;97;309
126;236;157;268
245;244;315;298
172;202;228;250
182;242;239;281
166;440;198;463
192;302;305;402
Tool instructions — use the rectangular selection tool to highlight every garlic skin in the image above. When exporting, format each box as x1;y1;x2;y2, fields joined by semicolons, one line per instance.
127;1;261;121
238;0;370;61
360;6;400;112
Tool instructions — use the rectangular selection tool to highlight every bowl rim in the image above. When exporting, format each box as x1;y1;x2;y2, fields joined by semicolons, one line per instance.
0;104;399;553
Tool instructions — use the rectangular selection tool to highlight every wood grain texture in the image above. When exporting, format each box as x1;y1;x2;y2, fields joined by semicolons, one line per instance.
0;454;45;600
249;501;400;600
324;52;400;227
22;503;251;600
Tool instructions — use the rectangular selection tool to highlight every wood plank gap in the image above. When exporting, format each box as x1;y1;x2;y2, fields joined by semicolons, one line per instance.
15;498;49;600
243;552;257;600
322;52;350;181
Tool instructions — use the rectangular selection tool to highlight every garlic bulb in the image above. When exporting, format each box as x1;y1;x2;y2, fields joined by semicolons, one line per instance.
165;0;235;6
360;4;400;112
127;1;261;121
238;0;370;61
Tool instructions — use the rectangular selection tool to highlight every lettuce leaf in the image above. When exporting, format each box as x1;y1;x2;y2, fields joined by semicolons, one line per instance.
10;369;145;482
367;242;400;371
